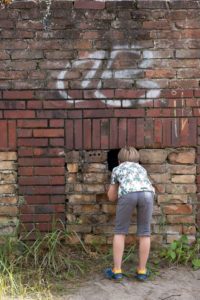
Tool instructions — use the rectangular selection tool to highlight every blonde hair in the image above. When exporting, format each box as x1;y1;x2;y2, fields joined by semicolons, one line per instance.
118;146;139;163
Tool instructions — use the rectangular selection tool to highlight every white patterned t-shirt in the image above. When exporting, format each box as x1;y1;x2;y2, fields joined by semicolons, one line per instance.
111;161;155;198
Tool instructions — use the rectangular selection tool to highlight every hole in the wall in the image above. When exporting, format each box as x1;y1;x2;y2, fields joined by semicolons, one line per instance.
107;149;120;171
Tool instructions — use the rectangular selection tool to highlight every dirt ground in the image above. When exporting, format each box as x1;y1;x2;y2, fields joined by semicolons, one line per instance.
56;267;200;300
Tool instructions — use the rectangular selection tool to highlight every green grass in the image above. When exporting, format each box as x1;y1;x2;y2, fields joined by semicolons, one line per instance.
0;229;200;299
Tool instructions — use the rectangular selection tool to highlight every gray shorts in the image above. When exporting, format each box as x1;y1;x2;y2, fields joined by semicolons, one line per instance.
114;191;154;236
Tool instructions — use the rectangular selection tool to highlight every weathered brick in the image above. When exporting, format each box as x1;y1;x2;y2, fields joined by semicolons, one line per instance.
0;152;17;161
166;184;196;194
171;175;195;184
139;149;168;164
168;149;195;164
0;206;18;216
67;163;79;173
163;204;193;215
68;194;96;204
169;165;196;174
157;194;188;204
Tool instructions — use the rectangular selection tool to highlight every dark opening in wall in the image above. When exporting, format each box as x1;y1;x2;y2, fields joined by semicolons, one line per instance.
107;149;120;171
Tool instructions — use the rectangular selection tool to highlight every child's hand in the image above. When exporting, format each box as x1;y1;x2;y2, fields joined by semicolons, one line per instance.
107;184;118;202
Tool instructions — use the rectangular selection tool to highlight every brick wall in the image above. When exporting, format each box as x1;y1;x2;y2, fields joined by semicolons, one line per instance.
0;0;200;242
66;148;197;244
0;152;18;237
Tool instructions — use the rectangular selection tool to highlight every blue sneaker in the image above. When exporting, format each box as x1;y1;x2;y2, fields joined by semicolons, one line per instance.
104;268;123;281
135;270;150;281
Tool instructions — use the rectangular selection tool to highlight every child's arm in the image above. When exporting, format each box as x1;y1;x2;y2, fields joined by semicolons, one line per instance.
107;184;118;202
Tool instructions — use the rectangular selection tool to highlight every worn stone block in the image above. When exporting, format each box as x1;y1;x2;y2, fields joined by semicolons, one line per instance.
73;204;100;214
163;204;193;215
67;163;79;173
169;165;196;174
83;151;107;163
0;162;16;170
139;149;168;164
82;163;107;173
0;206;18;216
102;204;116;214
68;194;96;204
65;151;80;163
0;185;16;194
157;194;188;204
83;173;109;183
166;184;196;194
166;215;195;224
74;183;105;194
168;149;195;164
171;175;195;184
0;152;17;161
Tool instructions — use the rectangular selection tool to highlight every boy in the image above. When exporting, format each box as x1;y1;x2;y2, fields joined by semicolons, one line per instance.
105;146;155;281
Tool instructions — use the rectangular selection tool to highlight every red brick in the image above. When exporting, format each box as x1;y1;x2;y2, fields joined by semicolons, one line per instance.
84;109;114;118
194;90;200;97
154;119;162;146
18;138;48;147
145;69;175;78
65;120;74;149
118;119;127;148
18;167;34;176
92;119;101;149
143;20;170;29
19;176;65;186
43;101;73;109
34;215;52;222
74;1;105;9
161;90;193;98
185;99;200;107
146;109;172;117
114;109;145;118
4;110;35;119
110;118;118;149
17;120;48;128
27;101;43;109
115;89;145;99
83;119;92;149
0;121;7;149
49;138;64;146
144;118;154;147
18;129;32;138
50;195;65;204
37;110;68;119
19;185;65;195
18;157;65;166
68;110;82;118
18;148;34;157
34;167;65;176
50;120;64;127
75;100;106;109
101;119;109;149
127;119;136;147
74;119;83;149
33;129;64;138
3;91;34;99
136;119;145;147
0;101;25;109
24;195;50;204
84;90;114;99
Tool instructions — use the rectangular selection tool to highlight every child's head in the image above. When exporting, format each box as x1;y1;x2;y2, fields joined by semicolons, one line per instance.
118;146;139;163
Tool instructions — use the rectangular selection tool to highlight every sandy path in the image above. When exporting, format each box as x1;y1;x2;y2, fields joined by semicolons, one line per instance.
57;267;200;300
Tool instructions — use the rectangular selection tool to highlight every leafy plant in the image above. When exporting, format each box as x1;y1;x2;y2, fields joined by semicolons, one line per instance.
160;235;200;269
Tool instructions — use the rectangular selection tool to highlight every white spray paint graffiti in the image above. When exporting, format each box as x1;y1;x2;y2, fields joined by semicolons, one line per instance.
56;44;161;107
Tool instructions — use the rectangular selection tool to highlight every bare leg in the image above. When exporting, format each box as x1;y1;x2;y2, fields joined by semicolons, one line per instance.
113;234;125;271
137;236;151;271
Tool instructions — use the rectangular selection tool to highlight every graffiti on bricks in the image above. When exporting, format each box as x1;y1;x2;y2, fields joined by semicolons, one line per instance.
56;44;161;107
